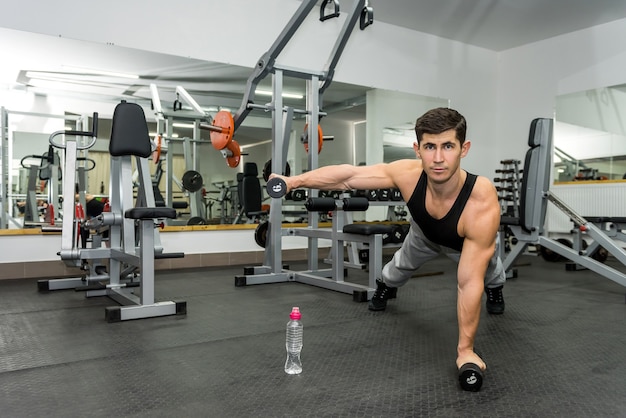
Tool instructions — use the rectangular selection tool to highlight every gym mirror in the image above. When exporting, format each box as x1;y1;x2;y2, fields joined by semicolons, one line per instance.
554;85;626;182
0;28;446;229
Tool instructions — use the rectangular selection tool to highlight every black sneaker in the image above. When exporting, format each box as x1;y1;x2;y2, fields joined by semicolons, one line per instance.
368;279;398;311
485;285;505;315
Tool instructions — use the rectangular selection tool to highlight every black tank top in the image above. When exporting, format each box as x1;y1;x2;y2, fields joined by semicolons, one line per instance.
407;171;477;251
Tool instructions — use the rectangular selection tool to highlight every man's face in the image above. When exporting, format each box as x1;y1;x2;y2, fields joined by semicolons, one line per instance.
413;129;470;184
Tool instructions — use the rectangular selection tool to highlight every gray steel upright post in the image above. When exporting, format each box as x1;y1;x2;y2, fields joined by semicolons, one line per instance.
307;75;320;272
269;69;285;273
0;107;8;229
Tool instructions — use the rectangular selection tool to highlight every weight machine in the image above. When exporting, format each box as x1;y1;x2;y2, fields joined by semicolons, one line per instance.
38;102;186;322
501;118;626;296
227;0;380;299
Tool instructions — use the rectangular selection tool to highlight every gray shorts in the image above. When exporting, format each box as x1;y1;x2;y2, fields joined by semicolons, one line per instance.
382;218;505;289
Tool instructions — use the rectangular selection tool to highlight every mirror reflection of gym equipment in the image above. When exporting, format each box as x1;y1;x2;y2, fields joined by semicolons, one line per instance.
0;108;93;229
18;146;62;226
151;84;247;225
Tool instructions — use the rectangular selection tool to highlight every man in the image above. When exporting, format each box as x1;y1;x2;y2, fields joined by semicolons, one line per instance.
269;107;505;373
75;184;105;219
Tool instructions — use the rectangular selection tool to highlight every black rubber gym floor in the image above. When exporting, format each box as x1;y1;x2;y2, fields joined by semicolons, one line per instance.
0;253;625;417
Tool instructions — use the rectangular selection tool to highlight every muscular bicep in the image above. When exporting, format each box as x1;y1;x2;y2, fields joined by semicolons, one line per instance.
341;163;396;190
285;159;417;193
458;186;500;284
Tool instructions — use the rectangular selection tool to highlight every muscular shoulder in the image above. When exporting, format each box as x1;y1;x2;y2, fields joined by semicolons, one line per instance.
461;175;499;237
387;159;422;172
388;159;422;192
470;175;498;203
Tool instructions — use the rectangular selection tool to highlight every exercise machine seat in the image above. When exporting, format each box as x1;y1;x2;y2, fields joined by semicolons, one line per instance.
241;162;267;219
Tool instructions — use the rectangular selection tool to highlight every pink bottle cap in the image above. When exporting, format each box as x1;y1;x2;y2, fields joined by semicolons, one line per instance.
290;307;301;320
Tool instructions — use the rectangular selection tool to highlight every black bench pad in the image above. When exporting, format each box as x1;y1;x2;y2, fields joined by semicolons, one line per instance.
343;223;393;235
125;207;177;220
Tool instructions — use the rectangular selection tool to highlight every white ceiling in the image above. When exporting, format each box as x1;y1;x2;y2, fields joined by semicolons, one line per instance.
373;0;626;51
1;0;625;144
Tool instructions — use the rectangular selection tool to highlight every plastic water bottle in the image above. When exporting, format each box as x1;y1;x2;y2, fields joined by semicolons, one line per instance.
284;307;303;375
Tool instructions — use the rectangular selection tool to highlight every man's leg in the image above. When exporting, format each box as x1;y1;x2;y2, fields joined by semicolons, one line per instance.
443;234;506;315
369;220;440;311
483;235;506;314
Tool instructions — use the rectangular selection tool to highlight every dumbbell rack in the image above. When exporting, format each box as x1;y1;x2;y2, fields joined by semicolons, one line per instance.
495;159;524;278
494;159;522;217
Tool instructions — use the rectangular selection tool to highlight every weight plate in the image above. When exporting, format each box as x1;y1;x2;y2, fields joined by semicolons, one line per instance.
182;170;203;192
592;246;609;263
226;140;241;168
302;124;323;154
187;216;206;225
254;221;269;248
152;134;162;164
210;110;234;150
263;159;291;182
539;245;561;262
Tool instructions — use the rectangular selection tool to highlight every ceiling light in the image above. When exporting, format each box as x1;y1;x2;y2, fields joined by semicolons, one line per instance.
62;65;139;79
172;122;195;129
240;139;273;150
255;89;303;99
27;78;114;91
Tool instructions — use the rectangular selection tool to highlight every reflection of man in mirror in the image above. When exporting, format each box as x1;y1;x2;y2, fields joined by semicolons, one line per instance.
269;107;505;377
75;184;105;219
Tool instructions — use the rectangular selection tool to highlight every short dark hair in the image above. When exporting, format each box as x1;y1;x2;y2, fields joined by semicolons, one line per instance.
414;107;466;144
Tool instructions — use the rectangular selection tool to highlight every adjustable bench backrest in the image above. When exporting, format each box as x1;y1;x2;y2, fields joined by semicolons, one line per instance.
109;101;152;158
519;118;553;233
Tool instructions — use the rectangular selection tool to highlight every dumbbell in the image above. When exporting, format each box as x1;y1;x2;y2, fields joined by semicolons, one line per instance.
390;188;402;201
266;177;288;198
458;362;483;392
291;189;307;201
391;224;404;243
366;189;379;201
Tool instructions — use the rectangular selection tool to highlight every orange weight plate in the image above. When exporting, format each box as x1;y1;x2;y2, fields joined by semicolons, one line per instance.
152;134;162;164
210;110;234;150
303;124;323;154
226;140;241;168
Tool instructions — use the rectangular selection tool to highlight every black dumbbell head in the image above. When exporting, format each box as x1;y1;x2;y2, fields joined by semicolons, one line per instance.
266;177;287;198
458;363;483;392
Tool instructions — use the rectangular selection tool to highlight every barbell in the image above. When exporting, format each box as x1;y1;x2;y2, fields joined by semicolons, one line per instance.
199;110;242;168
